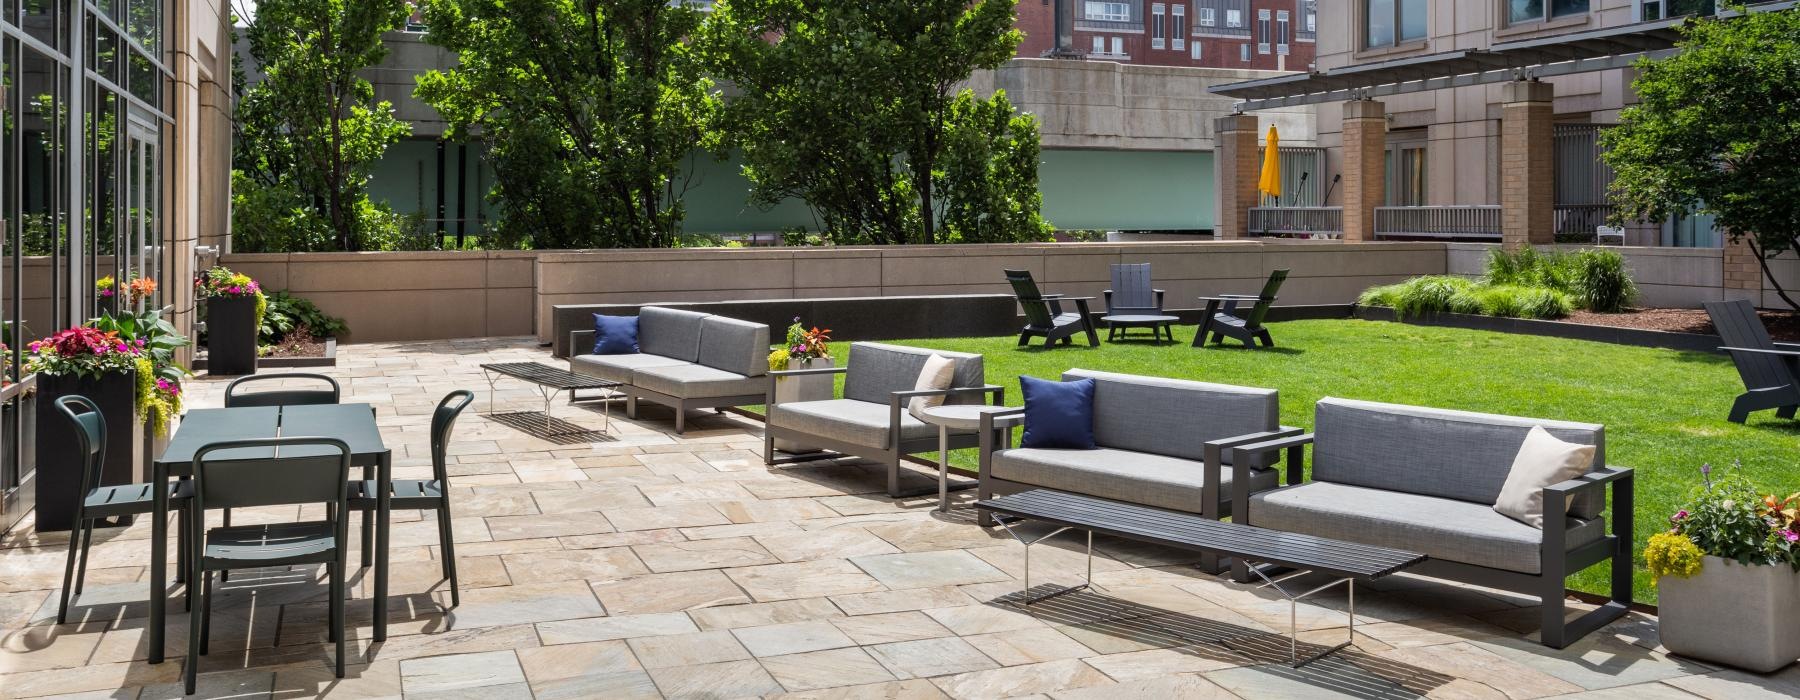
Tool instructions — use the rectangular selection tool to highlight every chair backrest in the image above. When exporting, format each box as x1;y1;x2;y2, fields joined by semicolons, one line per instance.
1311;397;1606;519
1063;369;1277;464
1005;269;1056;329
1243;269;1290;328
430;390;475;482
1108;264;1157;313
54;395;107;501
224;373;341;409
843;342;986;406
1705;300;1790;391
697;315;771;378
639;306;710;363
191;437;351;512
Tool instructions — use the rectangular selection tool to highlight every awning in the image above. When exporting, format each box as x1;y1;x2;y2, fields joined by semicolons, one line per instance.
1212;1;1793;111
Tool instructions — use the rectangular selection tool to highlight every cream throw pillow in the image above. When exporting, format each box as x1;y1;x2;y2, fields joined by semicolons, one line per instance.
908;354;957;422
1493;426;1596;529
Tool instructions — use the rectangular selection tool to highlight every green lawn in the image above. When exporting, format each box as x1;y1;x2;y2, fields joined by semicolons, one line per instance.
870;319;1799;603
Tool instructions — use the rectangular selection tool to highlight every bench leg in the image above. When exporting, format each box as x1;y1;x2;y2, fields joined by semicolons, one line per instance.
992;517;1092;605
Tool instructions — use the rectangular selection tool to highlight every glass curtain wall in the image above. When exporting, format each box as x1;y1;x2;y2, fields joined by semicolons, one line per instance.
1;0;171;532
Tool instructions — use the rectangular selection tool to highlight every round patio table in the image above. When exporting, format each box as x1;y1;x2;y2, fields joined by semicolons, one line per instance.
1101;314;1181;343
918;404;1016;512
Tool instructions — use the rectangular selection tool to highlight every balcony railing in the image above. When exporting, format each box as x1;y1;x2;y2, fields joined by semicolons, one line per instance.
1374;205;1502;240
1076;19;1145;32
1249;206;1342;238
1553;204;1618;242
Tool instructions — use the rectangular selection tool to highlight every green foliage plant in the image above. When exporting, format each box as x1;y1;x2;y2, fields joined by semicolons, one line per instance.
1651;461;1800;580
259;290;349;344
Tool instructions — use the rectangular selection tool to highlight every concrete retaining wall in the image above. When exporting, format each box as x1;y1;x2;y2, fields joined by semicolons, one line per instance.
550;296;1021;358
222;251;537;343
1446;243;1727;308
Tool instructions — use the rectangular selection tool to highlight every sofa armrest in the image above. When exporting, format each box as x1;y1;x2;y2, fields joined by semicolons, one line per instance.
568;330;596;358
978;407;1028;490
765;366;847;407
1203;428;1305;522
1543;466;1634;546
1227;432;1313;525
884;385;1006;449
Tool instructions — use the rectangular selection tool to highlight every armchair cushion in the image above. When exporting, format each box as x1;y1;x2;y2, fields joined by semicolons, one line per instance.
1248;481;1607;574
697;315;770;378
570;353;689;384
992;447;1278;515
633;364;763;400
1020;376;1096;450
591;314;640;355
907;354;957;421
1494;426;1596;528
767;399;951;449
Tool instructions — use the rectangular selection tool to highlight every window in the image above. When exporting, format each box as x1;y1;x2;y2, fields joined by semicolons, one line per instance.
1508;0;1590;25
1257;9;1271;53
1113;36;1125;55
1153;4;1166;49
1364;0;1426;48
1172;6;1186;50
1226;8;1242;27
1192;41;1203;59
1093;36;1106;54
1640;0;1715;20
1276;10;1290;54
1240;43;1250;61
1199;7;1215;26
1084;1;1131;22
1302;0;1318;36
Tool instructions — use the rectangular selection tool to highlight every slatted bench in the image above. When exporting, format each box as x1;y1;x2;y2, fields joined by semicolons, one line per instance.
976;489;1426;667
480;362;623;436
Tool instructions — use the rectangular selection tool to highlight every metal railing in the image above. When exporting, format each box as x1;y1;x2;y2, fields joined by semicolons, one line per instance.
1249;207;1342;238
1374;205;1502;240
1553;204;1617;241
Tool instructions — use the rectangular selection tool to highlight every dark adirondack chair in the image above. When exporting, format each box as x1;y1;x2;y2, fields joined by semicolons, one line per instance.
1705;299;1800;423
1195;269;1289;349
1102;264;1177;342
1005;269;1099;347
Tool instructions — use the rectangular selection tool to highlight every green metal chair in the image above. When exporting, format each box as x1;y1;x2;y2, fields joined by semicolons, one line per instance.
185;436;352;695
1005;269;1099;347
348;390;473;607
1197;269;1289;349
219;372;346;576
53;395;193;625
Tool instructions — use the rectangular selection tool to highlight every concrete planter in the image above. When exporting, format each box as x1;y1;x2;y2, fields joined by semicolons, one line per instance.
1658;555;1800;672
772;357;833;454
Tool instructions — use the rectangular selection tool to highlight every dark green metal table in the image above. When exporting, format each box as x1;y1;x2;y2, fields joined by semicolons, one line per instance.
148;404;391;665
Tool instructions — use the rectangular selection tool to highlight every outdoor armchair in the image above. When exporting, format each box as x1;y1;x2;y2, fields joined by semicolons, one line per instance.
1196;269;1289;349
1006;269;1099;347
1705;299;1800;423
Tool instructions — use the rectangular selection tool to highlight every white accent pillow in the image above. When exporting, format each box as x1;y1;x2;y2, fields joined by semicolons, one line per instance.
908;354;957;422
1493;426;1596;529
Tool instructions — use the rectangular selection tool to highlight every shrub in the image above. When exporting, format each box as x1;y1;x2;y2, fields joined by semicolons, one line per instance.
1390;276;1476;319
1356;283;1403;309
260;291;349;344
1568;249;1638;313
1468;284;1571;319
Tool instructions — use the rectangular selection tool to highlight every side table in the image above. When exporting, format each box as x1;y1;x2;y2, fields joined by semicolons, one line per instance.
918;404;1017;512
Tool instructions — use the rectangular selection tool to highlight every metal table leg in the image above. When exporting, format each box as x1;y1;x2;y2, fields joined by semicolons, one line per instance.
1245;559;1357;668
937;424;950;513
992;516;1093;605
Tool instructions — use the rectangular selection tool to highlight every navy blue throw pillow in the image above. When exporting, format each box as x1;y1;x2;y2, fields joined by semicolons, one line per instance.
592;314;640;355
1019;376;1097;449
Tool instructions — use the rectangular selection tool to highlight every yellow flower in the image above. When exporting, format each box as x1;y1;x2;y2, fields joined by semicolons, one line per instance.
1644;531;1704;581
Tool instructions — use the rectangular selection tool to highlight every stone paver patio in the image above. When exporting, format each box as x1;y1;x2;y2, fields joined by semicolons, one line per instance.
2;337;1796;699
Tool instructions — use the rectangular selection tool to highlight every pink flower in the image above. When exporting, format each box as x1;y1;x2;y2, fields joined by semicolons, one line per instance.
1785;530;1799;544
1672;510;1689;522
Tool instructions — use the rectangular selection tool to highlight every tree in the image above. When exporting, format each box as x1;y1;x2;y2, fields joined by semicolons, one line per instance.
236;0;412;251
1602;6;1800;308
415;0;720;249
703;0;1052;245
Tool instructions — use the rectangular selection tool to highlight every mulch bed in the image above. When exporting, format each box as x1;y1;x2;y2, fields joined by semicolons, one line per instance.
261;331;329;359
1563;308;1800;343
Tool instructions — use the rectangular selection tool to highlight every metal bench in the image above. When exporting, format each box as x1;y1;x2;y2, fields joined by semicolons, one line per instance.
976;489;1424;668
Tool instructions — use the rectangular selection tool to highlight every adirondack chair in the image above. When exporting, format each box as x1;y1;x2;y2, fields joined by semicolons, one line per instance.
1705;299;1800;423
1195;269;1289;349
1005;269;1099;347
1102;263;1178;342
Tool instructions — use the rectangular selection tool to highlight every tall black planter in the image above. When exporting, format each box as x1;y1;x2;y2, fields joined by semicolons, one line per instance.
34;370;144;532
207;295;258;376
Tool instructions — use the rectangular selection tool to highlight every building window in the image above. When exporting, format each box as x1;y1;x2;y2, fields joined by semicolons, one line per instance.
1192;41;1203;59
1257;8;1271;53
1172;5;1186;50
1508;0;1590;25
1365;0;1427;48
1152;4;1166;49
1302;0;1318;36
1240;43;1250;61
1084;1;1131;22
1276;10;1290;54
1199;7;1216;26
1640;0;1715;20
1113;36;1125;55
1226;8;1243;27
1093;36;1106;54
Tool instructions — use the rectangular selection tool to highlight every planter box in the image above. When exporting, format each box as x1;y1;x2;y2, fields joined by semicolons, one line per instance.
206;296;259;376
1353;306;1721;352
772;357;833;454
195;337;337;370
33;370;144;532
1658;555;1800;672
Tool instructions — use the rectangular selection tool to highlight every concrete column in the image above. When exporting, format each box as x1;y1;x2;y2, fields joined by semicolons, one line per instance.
1213;114;1261;239
1501;81;1555;250
1340;100;1386;243
1723;235;1764;303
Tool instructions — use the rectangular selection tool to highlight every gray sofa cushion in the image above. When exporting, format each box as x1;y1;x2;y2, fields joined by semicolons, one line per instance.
1248;481;1607;574
698;315;769;378
767;399;955;449
842;342;985;406
633;364;763;400
1064;369;1278;464
1312;397;1606;519
990;447;1279;516
639;307;710;363
570;353;690;384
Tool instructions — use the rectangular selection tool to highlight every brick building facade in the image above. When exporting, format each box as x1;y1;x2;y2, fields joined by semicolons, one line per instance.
1017;0;1317;71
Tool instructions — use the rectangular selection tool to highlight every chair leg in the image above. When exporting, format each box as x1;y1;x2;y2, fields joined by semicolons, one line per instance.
626;395;639;419
1728;393;1757;424
326;562;339;644
201;571;214;655
57;519;82;624
186;570;204;695
763;431;776;464
74;521;94;596
887;454;903;499
219;510;230;583
361;467;375;568
331;561;345;679
1083;323;1100;347
1017;331;1032;347
1780;405;1797;420
437;507;461;608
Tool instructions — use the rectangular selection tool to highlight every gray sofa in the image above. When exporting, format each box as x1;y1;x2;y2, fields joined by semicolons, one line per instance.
763;342;1002;497
1237;397;1633;649
977;370;1297;570
569;306;769;433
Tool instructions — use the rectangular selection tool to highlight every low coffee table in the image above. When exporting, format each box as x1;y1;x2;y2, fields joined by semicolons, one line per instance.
976;489;1425;668
917;404;1017;512
1100;314;1180;342
480;362;622;436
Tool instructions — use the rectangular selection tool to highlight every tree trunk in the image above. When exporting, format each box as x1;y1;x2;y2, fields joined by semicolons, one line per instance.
1755;238;1800;311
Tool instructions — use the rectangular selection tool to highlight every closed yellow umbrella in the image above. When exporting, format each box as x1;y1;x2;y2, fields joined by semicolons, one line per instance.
1258;125;1282;202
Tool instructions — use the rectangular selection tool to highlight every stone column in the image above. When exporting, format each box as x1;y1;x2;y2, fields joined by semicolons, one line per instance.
1723;234;1764;304
1501;80;1555;250
1340;100;1386;242
1213;114;1261;239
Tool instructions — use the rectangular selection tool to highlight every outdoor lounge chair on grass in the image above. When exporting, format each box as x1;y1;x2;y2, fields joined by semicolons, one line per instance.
1102;263;1178;342
1195;269;1288;349
1006;269;1099;347
1705;299;1800;423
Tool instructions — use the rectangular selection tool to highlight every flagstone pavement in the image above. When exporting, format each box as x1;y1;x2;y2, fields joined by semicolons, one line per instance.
2;337;1797;699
